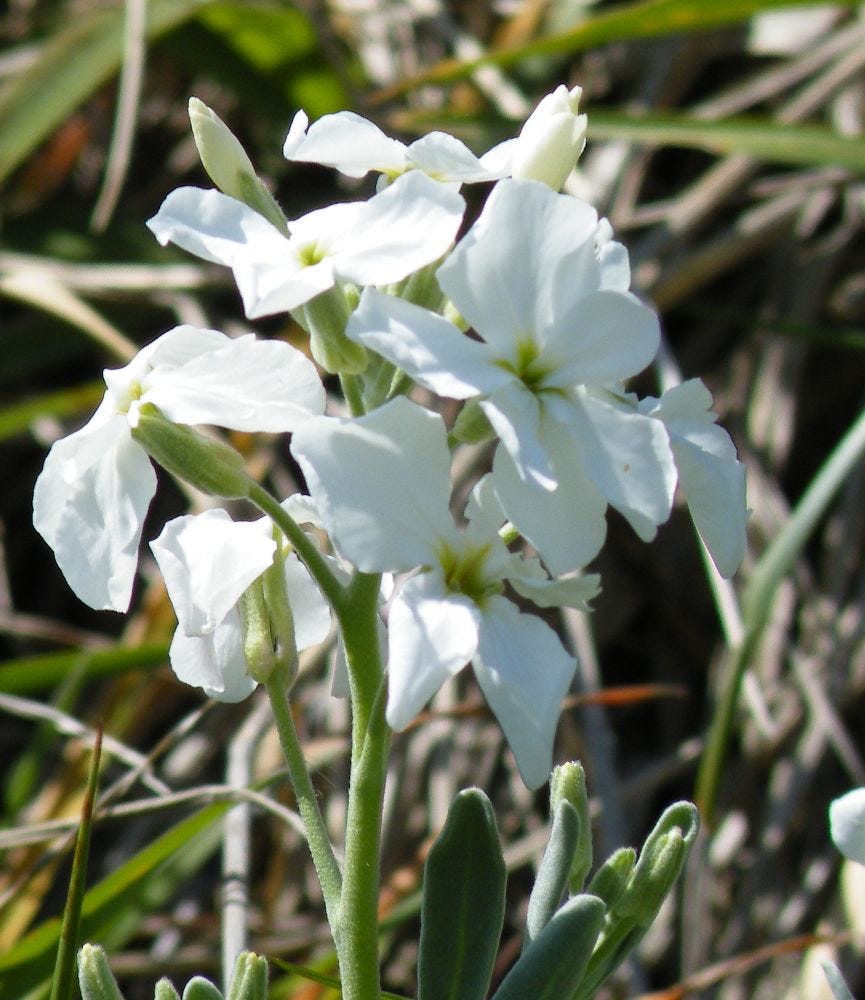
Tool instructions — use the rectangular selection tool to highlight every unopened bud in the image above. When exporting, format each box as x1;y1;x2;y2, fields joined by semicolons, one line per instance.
181;977;223;1000
77;944;125;1000
511;85;587;191
550;761;592;892
189;98;287;233
155;981;182;1000
131;404;250;499
226;951;269;1000
298;288;367;375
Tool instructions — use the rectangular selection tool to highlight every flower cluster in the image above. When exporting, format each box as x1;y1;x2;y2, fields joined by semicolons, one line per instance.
33;88;746;787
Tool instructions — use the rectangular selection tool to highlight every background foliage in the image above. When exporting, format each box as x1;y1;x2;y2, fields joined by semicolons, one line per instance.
2;0;865;997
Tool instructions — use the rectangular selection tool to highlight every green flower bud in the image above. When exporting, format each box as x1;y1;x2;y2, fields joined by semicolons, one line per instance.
586;846;636;910
237;577;277;684
77;943;124;1000
296;288;367;375
189;98;287;233
130;404;250;499
155;980;182;1000
226;952;269;1000
550;761;592;893
181;977;223;1000
614;828;687;925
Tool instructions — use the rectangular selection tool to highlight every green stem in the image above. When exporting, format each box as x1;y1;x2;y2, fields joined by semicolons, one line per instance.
264;663;342;926
334;571;391;1000
247;482;346;614
340;372;366;417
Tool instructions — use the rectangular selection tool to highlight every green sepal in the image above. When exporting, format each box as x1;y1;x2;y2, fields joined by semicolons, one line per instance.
181;977;223;1000
188;97;287;234
585;847;635;910
524;800;579;948
417;787;506;1000
613;801;699;925
550;762;592;893
131;404;250;499
237;578;276;684
76;944;124;1000
491;895;606;1000
387;260;447;312
451;399;494;445
154;980;181;1000
226;952;269;1000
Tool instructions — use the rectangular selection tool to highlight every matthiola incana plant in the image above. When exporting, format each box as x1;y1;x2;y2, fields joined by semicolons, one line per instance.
34;89;746;1000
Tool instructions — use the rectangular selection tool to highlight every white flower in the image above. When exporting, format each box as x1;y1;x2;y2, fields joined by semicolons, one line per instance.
151;501;331;702
638;379;747;578
347;178;674;574
284;109;505;187
480;84;587;190
146;170;465;318
830;788;865;864
33;326;325;612
291;396;592;789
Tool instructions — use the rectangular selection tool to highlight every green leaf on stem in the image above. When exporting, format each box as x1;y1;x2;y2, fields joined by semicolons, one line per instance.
525;801;580;948
491;895;605;1000
417;788;506;1000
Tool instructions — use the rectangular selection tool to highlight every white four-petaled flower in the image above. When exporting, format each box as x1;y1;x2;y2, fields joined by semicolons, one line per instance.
291;396;598;789
150;499;331;702
347;178;678;575
33;325;324;611
147;171;465;318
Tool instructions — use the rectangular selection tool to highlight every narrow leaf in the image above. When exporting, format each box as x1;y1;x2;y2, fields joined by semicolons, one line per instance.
417;788;506;1000
491;895;605;1000
525;801;579;948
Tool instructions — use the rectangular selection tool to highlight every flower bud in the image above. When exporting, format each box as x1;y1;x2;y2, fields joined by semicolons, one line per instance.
297;288;368;375
189;98;287;232
226;951;269;1000
237;577;277;684
550;760;592;893
181;977;224;1000
77;943;124;1000
130;404;250;499
511;85;587;191
155;981;182;1000
586;846;635;910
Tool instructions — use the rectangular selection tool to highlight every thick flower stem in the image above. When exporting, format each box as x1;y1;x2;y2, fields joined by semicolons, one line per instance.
334;571;390;1000
264;663;342;927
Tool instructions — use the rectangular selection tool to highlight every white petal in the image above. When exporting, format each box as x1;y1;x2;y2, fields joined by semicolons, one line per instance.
291;397;456;572
34;418;156;611
478;137;517;177
639;380;747;577
281;109;309;159
575;390;676;540
334;171;465;286
508;567;601;611
830;788;865;864
474;596;576;789
283;551;332;650
385;573;480;730
406;132;497;182
346;289;506;398
437;179;599;352
546;290;660;387
492;436;607;575
169;613;257;702
147;187;313;317
284;110;407;177
145;334;325;431
482;383;556;491
150;510;276;635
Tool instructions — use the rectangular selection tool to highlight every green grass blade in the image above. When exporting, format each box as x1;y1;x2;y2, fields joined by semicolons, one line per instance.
376;0;861;94
586;112;865;173
0;802;228;996
0;0;209;186
0;643;169;695
49;728;102;1000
